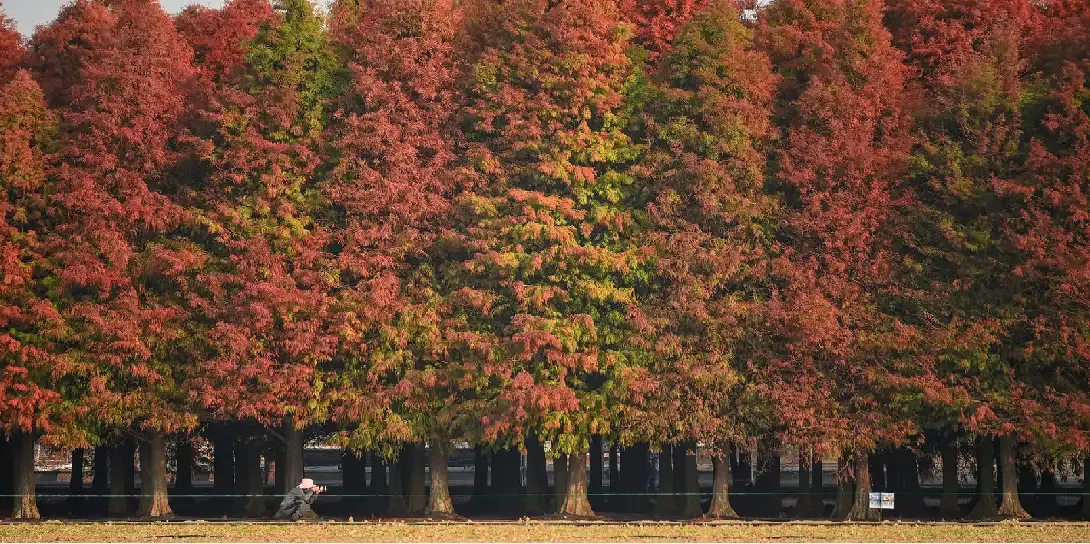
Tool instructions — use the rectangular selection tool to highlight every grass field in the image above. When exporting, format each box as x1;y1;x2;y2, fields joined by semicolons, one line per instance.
1;521;1090;542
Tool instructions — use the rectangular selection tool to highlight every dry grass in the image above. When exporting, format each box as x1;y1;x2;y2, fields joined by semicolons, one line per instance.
1;520;1089;542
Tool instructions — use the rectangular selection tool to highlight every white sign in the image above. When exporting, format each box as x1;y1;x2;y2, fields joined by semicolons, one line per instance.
869;492;895;510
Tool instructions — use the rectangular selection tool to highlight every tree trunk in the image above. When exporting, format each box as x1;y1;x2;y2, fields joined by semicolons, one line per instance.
10;431;39;519
967;436;999;520
939;438;960;519
1082;458;1090;520
68;447;85;515
589;436;603;508
811;458;823;517
655;444;674;517
832;455;852;520
757;451;781;517
213;434;234;514
608;442;619;503
387;452;408;516
493;448;522;516
869;451;886;492
798;447;812;518
559;450;594;517
677;441;701;518
733;446;752;489
92;445;108;493
844;452;878;521
620;443;649;513
1039;467;1057;516
175;438;193;493
472;446;488;498
996;434;1029;519
708;452;737;518
108;441;135;517
370;452;388;516
137;432;174;518
342;450;367;514
279;416;304;494
234;441;266;518
0;437;11;516
426;444;455;517
896;447;925;518
525;436;549;514
406;443;427;515
553;453;569;514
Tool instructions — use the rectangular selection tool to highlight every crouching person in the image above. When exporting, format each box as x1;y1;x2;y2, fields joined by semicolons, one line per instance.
274;478;325;521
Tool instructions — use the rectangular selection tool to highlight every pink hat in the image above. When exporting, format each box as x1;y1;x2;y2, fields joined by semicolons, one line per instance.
300;478;315;489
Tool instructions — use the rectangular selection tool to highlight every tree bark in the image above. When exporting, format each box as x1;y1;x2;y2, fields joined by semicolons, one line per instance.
92;445;109;493
212;434;234;514
869;451;886;492
798;447;813;518
844;452;878;521
655;444;674;517
234;440;266;518
67;447;85;515
0;436;11;515
493;448;522;516
811;458;823;517
387;452;408;516
967;436;999;520
589;436;603;508
896;447;925;518
708;452;737;518
137;432;174;518
406;443;427;515
996;434;1029;519
341;449;367;514
1082;458;1090;520
10;431;39;519
175;437;193;493
553;453;569;514
757;451;781;517
1039;467;1057;515
279;416;304;495
559;450;594;517
677;441;701;518
525;436;549;514
832;455;852;520
426;443;455;517
108;440;135;517
370;452;388;515
608;442;619;502
620;443;649;513
939;438;960;519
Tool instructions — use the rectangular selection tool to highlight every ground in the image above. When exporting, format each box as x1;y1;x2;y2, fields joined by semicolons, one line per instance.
1;521;1090;542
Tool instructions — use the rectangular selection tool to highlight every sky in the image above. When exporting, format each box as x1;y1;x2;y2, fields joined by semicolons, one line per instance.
4;0;226;37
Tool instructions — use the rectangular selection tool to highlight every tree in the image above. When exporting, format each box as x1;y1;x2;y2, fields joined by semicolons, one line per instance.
0;68;73;520
634;0;778;518
0;7;23;82
32;0;207;519
619;0;713;59
756;0;918;521
185;0;341;515
884;0;1037;520
323;0;468;517
452;0;653;517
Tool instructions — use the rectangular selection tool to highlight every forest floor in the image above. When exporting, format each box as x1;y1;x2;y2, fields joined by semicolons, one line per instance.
2;520;1090;542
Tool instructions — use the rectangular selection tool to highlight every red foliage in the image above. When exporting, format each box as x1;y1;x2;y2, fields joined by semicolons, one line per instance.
324;0;466;445
757;0;918;454
0;71;69;438
620;0;712;58
44;0;201;433
175;0;277;84
0;7;23;83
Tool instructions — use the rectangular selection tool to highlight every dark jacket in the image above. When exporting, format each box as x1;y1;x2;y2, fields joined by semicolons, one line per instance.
274;486;319;521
